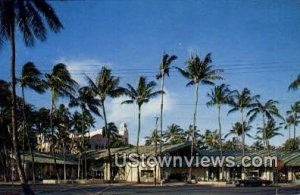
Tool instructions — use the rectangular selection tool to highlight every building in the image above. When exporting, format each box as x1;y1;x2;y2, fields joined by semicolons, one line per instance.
86;143;300;184
89;122;129;150
35;122;129;153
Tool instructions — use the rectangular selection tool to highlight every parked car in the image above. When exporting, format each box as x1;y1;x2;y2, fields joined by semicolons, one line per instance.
236;177;272;187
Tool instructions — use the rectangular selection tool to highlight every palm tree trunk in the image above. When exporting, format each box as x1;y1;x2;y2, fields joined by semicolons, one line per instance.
21;87;26;170
218;104;224;180
22;86;36;183
9;23;34;194
188;83;199;182
240;109;245;179
63;144;66;181
102;101;113;183
137;105;141;183
50;92;60;180
288;126;291;140
81;108;86;179
77;154;81;179
262;114;266;149
154;117;158;185
293;113;296;150
159;76;164;181
26;135;36;184
0;117;8;183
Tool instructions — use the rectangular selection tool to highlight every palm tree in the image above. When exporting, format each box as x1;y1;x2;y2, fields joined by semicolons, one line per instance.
86;67;123;182
18;62;44;183
122;76;162;183
145;129;161;146
53;104;71;181
71;111;95;179
184;125;201;142
228;88;258;153
156;53;177;157
45;63;77;180
288;74;300;91
0;80;11;183
286;101;300;149
207;84;232;179
163;124;185;144
256;120;282;149
225;122;252;144
176;53;223;181
280;115;295;140
247;99;283;148
105;122;120;143
203;130;219;150
0;1;63;192
69;86;101;179
250;141;264;151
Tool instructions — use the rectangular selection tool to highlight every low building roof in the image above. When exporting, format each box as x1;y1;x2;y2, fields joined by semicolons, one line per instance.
22;152;77;165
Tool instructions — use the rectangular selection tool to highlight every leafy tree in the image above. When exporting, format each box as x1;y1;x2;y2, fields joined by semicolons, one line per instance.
250;141;264;151
163;124;185;144
122;76;162;183
145;129;161;146
0;1;62;192
176;53;223;181
282;138;300;151
203;130;219;150
184;125;201;142
225;122;252;151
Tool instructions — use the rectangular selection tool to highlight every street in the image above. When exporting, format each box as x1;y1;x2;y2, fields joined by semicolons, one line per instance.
0;184;299;195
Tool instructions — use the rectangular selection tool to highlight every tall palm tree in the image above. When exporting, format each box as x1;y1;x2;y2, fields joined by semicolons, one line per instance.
86;67;123;182
286;101;300;149
256;120;282;149
228;88;258;179
18;62;44;183
45;63;77;180
176;53;223;181
247;99;283;148
70;86;101;179
156;53;177;157
122;76;162;183
288;74;300;91
0;1;63;192
207;84;232;180
163;124;185;144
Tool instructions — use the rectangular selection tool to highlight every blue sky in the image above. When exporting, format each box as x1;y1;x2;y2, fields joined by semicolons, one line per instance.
0;0;299;146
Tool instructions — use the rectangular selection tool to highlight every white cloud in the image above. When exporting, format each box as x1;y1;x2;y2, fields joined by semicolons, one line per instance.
55;57;113;85
106;88;177;126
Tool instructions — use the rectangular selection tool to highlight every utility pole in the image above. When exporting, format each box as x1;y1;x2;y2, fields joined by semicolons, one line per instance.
154;116;159;186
